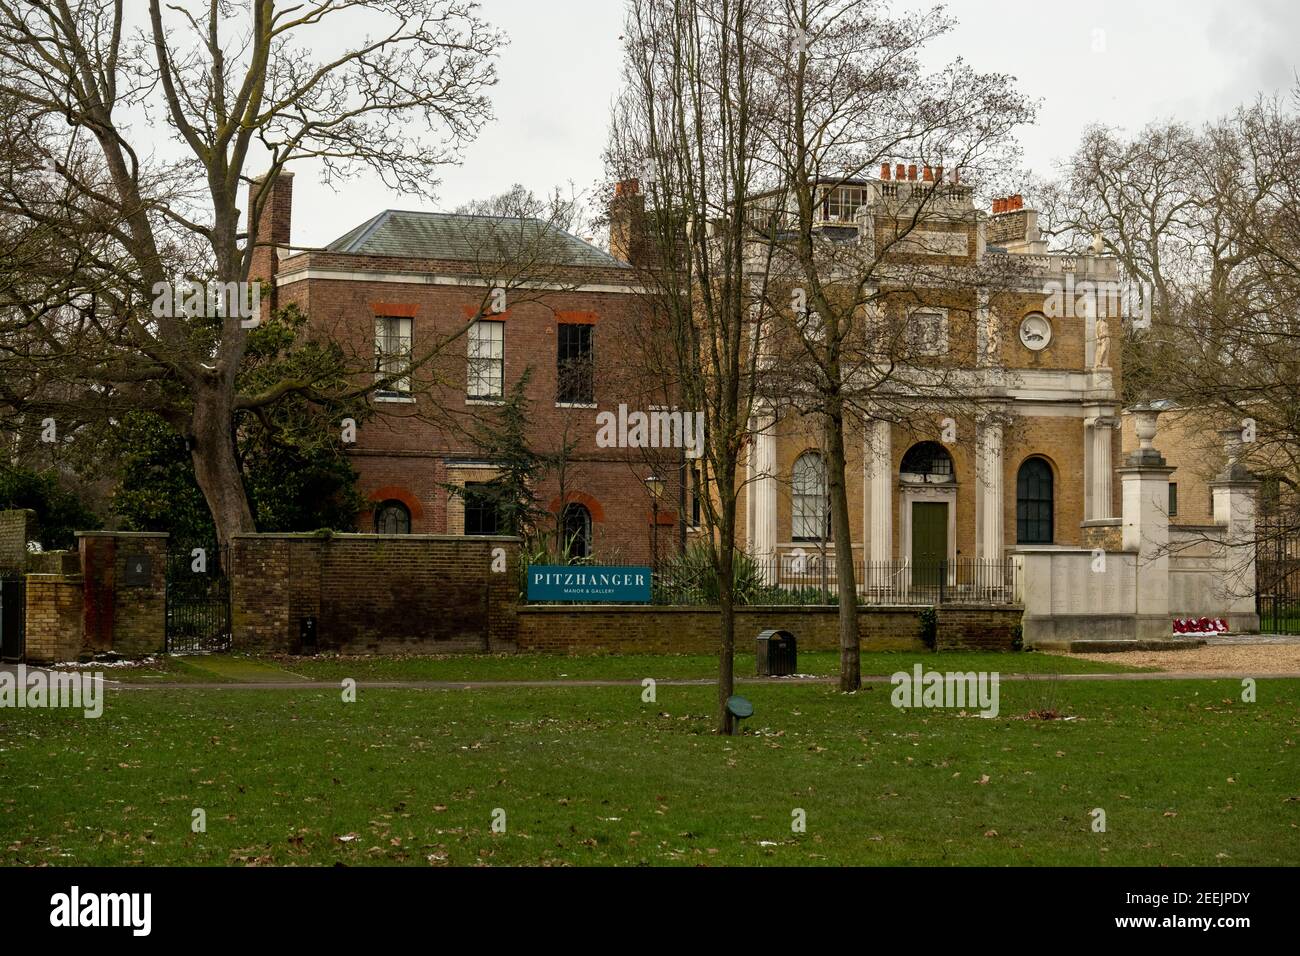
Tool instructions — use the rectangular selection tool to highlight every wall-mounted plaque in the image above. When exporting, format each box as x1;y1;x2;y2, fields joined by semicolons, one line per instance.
122;553;152;587
1019;313;1052;351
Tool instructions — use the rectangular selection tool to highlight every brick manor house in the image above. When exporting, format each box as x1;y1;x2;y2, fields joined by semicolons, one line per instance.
248;173;688;565
249;166;1130;575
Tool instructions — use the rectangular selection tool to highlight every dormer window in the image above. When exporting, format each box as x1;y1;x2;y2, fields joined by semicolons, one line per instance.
823;186;867;222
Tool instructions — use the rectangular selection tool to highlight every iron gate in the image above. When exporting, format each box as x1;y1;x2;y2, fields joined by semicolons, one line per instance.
1256;523;1300;635
0;575;24;662
165;545;231;653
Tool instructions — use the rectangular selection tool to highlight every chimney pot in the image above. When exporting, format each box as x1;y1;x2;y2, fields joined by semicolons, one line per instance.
923;165;934;182
935;165;944;182
881;162;891;180
895;163;906;180
907;164;917;181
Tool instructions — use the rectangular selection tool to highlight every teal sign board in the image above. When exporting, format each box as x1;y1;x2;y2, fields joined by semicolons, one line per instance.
527;566;652;603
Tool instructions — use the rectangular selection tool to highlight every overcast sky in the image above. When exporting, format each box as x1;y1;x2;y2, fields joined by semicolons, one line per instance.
285;0;1300;248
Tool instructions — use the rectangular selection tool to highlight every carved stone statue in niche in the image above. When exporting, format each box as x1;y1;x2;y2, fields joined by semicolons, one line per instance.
985;307;1001;363
1094;316;1110;368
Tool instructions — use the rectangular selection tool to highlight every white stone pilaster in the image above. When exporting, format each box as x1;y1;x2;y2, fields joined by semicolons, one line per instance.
751;413;778;580
867;418;892;564
978;420;1004;561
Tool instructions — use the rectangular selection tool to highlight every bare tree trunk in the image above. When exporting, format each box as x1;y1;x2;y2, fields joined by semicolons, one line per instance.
825;394;860;691
189;386;254;550
717;534;736;735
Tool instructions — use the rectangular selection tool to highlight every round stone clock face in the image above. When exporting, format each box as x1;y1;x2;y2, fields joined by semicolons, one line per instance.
1019;313;1052;351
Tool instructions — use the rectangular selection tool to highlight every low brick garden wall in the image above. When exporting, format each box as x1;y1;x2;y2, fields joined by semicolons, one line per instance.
24;573;84;663
231;533;521;654
517;604;1022;654
934;605;1023;651
15;523;1021;660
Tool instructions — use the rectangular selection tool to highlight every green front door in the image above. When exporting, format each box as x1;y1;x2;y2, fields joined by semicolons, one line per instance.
911;502;948;586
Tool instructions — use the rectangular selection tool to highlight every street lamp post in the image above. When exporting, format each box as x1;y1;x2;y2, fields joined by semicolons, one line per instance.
646;475;665;574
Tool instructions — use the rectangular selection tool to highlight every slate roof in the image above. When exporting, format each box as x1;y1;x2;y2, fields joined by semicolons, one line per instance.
325;210;627;269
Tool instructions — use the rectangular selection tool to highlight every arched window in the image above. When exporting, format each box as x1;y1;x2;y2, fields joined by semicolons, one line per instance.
792;452;830;541
374;500;411;535
562;503;592;559
1016;457;1054;543
900;441;954;483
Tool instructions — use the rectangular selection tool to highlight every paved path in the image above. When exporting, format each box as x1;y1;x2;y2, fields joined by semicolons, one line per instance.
1203;633;1300;645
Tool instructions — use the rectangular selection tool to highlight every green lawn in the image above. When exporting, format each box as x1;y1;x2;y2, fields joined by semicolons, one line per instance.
2;674;1295;866
55;649;1146;684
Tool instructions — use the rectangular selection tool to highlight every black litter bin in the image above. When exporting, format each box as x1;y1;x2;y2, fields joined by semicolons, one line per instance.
756;629;797;676
299;615;318;653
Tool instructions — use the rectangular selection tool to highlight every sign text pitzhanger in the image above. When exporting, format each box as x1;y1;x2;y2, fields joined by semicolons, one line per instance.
527;566;652;603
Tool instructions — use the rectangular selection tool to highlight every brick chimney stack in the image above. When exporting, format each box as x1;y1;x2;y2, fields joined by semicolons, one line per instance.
609;177;648;267
248;170;294;314
986;193;1041;248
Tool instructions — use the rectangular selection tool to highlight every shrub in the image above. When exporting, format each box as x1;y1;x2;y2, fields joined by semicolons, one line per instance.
919;606;938;649
656;543;779;605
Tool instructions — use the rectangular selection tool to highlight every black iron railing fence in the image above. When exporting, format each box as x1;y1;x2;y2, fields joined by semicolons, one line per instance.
523;555;1019;606
1256;526;1300;635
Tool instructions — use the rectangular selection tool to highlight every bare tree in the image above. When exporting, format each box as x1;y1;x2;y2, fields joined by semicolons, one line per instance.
0;0;503;548
740;0;1034;689
1035;120;1205;402
1042;93;1300;526
607;0;778;734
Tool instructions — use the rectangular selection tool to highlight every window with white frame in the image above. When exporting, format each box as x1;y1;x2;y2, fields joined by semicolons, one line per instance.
907;309;948;356
792;451;831;541
557;322;595;404
375;316;412;397
468;319;504;399
824;186;867;222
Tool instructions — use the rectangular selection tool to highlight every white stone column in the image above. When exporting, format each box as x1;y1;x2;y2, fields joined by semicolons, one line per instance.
978;419;1004;561
867;418;892;565
1086;416;1115;520
750;412;778;582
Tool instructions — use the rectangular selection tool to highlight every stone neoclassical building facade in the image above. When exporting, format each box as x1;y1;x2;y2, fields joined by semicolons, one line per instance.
737;171;1133;583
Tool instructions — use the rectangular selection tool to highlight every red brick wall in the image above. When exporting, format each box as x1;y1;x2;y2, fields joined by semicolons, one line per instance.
75;532;168;657
230;533;521;654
